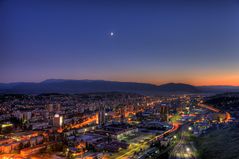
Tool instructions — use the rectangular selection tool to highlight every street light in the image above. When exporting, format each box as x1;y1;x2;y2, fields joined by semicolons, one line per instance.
186;147;190;152
188;127;192;131
173;135;177;139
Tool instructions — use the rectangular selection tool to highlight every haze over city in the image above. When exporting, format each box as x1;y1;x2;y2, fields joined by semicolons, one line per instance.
1;0;239;86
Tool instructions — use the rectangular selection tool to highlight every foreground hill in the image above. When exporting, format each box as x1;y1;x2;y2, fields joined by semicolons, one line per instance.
0;79;200;94
196;127;239;159
205;92;239;112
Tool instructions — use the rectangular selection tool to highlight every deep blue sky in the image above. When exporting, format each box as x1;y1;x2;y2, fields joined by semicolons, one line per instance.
1;0;239;85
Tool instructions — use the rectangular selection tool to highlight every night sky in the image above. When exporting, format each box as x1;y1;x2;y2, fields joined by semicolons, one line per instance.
1;0;239;85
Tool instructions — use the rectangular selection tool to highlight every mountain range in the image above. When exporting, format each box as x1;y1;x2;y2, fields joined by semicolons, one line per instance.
0;79;238;95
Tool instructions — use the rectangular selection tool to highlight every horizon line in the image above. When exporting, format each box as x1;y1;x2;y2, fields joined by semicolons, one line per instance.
0;78;239;87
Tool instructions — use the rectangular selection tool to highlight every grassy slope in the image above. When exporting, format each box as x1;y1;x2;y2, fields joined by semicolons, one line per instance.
196;128;239;159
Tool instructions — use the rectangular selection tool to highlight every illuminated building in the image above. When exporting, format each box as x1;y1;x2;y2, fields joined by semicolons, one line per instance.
0;143;12;153
101;123;138;140
53;114;63;127
20;144;47;156
1;123;13;133
31;122;49;130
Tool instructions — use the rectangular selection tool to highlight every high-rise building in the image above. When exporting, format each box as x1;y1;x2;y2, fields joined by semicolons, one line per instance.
47;104;54;112
97;106;106;127
120;107;125;123
53;114;63;128
160;106;169;122
55;104;61;112
21;111;32;121
47;104;61;113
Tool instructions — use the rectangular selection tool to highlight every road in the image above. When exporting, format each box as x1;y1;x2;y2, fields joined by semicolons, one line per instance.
169;125;197;159
114;123;179;159
198;103;220;113
199;103;232;123
169;102;231;159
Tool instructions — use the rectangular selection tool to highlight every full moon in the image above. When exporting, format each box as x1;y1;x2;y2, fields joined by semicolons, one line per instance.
110;32;114;36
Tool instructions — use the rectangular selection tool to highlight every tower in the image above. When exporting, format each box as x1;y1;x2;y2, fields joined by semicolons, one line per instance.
97;106;106;127
120;107;125;123
55;104;61;112
47;104;54;112
160;106;169;122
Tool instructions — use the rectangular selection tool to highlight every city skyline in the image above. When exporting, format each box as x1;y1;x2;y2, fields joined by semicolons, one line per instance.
0;1;238;158
1;0;239;86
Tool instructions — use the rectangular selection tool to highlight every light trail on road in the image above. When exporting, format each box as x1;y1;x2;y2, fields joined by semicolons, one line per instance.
115;122;180;159
225;112;231;122
150;122;179;142
199;104;232;123
198;104;220;113
71;115;97;129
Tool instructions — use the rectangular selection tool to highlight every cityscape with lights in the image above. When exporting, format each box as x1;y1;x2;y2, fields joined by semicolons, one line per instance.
0;92;238;159
1;0;239;159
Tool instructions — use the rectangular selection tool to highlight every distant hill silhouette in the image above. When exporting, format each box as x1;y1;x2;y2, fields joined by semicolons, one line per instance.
197;86;239;93
0;79;238;94
157;83;199;92
0;79;199;94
